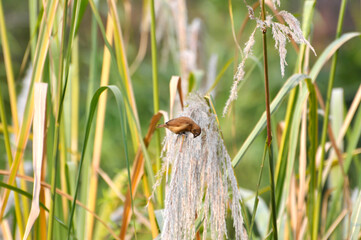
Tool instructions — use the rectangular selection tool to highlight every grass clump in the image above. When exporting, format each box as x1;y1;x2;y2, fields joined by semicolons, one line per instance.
154;93;247;240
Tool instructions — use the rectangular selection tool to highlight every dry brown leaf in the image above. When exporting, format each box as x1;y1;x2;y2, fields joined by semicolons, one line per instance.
119;111;168;240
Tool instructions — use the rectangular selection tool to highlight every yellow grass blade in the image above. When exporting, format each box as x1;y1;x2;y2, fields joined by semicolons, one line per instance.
108;0;140;151
0;0;58;222
86;14;114;240
0;213;12;240
142;176;158;238
108;0;138;117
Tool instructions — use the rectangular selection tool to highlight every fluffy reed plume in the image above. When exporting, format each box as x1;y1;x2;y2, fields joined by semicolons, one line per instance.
223;6;316;116
266;11;316;76
223;27;256;117
153;93;247;240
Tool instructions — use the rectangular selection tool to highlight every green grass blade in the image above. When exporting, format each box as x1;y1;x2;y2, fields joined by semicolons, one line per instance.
267;144;278;240
0;0;58;226
309;32;361;80
326;101;361;230
150;0;162;206
313;4;351;237
274;88;297;186
48;0;70;238
250;143;268;238
0;64;13;171
67;86;134;239
305;79;318;236
108;0;140;153
66;86;108;238
231;73;308;167
78;1;99;238
28;0;38;60
0;180;48;212
271;32;360;239
275;85;303;213
0;180;75;234
88;0;155;195
206;58;234;95
274;31;360;208
74;0;89;35
48;0;89;237
150;0;159;114
296;0;316;69
0;0;19;134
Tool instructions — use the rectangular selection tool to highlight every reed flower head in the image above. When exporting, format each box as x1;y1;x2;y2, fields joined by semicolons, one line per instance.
154;93;247;240
266;11;316;76
223;6;316;116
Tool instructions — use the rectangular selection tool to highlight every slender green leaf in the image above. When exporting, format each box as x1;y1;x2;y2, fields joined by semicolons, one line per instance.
275;85;303;214
67;86;133;239
273;33;360;219
326;101;361;229
0;180;71;231
0;181;43;209
1;0;58;233
88;0;155;193
232;73;308;167
206;58;233;95
250;143;268;238
309;32;361;80
305;79;318;235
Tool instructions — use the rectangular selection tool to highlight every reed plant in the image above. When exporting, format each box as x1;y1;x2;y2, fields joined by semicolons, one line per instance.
0;0;360;239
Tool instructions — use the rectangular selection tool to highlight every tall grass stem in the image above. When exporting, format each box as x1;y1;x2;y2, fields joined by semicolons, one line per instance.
250;143;268;238
261;0;277;238
48;0;69;237
312;0;348;238
0;0;19;134
150;0;162;206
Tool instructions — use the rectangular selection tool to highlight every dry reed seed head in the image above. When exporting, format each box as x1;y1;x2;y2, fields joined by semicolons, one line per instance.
158;93;247;240
222;65;244;117
244;28;257;56
278;11;316;55
222;27;257;117
223;8;316;115
267;11;316;76
271;22;288;76
247;6;255;20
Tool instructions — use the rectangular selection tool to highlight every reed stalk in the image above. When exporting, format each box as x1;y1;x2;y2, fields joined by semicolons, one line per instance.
313;0;348;238
260;0;278;238
150;0;162;206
